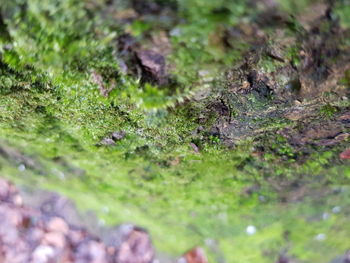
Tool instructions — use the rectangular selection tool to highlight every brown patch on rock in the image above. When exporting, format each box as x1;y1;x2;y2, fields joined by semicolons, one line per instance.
136;50;168;85
279;121;346;147
117;31;171;86
296;5;350;99
297;2;329;31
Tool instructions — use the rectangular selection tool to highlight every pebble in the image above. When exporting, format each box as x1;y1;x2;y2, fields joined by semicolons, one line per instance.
322;212;330;220
47;217;69;235
100;138;115;146
0;178;156;263
111;131;126;141
32;245;55;263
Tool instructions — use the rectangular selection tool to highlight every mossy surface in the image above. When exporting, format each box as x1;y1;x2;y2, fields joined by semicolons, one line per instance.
1;0;350;262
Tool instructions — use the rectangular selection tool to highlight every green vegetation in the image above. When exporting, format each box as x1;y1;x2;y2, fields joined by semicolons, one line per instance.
1;0;350;262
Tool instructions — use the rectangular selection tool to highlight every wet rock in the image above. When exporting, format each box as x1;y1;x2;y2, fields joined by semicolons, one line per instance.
100;138;116;146
117;32;171;86
112;131;126;141
99;131;126;147
136;50;168;85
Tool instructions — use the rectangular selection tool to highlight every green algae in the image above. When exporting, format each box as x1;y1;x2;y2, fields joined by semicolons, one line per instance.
1;0;350;262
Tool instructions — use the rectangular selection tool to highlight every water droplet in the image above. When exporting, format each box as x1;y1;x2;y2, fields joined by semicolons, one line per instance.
246;225;257;235
332;206;341;213
18;164;26;172
322;212;330;220
58;171;65;180
315;233;326;241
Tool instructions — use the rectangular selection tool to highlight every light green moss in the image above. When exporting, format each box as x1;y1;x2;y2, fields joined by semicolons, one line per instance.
1;0;350;262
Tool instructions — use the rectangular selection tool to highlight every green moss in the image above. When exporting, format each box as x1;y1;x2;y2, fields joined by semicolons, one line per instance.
320;104;339;118
276;0;316;14
286;45;301;68
1;0;350;262
334;0;350;29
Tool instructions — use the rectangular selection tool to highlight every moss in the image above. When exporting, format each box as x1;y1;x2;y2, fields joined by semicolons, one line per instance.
276;0;316;14
1;0;350;262
320;104;339;118
334;0;350;29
